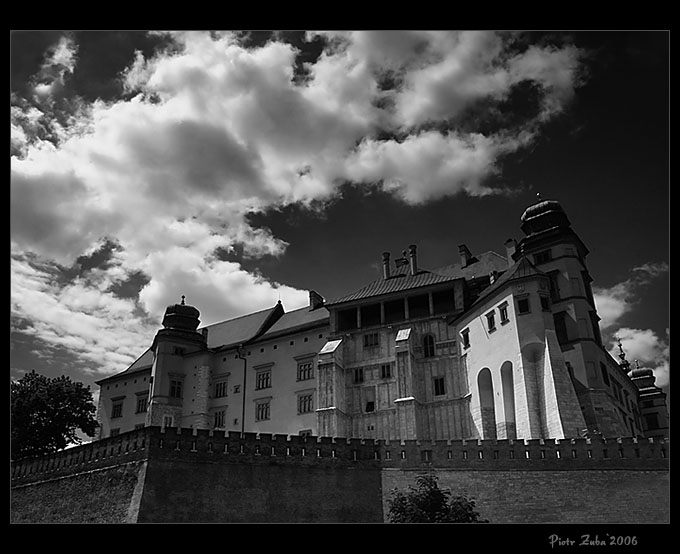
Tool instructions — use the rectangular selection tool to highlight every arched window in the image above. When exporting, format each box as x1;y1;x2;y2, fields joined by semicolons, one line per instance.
423;334;435;358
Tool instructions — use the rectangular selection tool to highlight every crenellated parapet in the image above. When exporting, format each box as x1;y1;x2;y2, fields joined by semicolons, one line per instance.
11;427;669;486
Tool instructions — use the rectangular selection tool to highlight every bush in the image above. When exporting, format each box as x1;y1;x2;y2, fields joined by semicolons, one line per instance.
387;474;488;523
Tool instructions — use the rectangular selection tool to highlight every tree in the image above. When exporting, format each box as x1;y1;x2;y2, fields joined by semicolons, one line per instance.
387;474;488;523
11;370;99;460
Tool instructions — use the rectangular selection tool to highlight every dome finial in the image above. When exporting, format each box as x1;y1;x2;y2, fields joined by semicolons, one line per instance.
536;192;542;202
181;295;186;306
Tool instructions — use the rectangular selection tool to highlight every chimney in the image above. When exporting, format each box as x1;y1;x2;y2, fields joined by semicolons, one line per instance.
504;238;517;266
408;244;418;276
458;244;473;267
382;251;391;279
309;290;325;311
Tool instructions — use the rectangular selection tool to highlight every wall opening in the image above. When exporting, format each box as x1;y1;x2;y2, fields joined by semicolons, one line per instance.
500;361;517;439
478;367;497;439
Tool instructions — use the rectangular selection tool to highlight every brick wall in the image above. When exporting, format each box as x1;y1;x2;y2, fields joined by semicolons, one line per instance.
11;426;669;523
382;468;669;523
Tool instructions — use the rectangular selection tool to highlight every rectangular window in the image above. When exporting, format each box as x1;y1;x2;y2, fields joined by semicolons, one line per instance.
644;413;659;430
134;423;145;430
298;393;314;414
533;249;552;265
363;332;379;348
169;379;183;399
297;361;314;381
215;380;228;398
255;370;271;390
353;367;364;384
499;303;509;324
539;295;550;311
112;401;124;419
485;311;496;332
517;297;530;314
255;400;271;421
214;409;226;428
461;328;470;349
599;362;610;386
380;363;392;379
553;311;569;343
110;428;120;437
135;396;148;414
548;271;561;302
163;415;174;428
173;346;185;356
433;377;446;396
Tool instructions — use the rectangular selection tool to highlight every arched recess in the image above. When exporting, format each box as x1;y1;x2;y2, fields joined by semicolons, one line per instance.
477;368;496;439
500;361;517;439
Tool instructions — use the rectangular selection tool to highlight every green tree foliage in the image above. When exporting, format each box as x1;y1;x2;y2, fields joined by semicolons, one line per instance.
11;370;99;460
387;474;488;523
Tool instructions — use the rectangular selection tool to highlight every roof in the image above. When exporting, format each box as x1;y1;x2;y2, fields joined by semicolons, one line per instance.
202;304;282;350
327;250;509;306
95;347;153;384
452;256;546;320
258;305;329;339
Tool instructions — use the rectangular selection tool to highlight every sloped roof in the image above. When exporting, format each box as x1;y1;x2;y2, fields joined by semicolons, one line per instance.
202;304;282;350
458;256;547;314
95;347;153;384
328;250;509;306
258;305;329;339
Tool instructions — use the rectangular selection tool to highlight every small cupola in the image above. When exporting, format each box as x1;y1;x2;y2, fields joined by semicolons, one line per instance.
520;194;571;236
162;295;201;331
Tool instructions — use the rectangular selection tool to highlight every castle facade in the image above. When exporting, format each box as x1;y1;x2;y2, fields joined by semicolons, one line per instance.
95;199;668;441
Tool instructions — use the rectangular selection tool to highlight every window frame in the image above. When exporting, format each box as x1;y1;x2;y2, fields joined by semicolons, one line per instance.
423;334;436;358
433;376;446;397
255;399;271;421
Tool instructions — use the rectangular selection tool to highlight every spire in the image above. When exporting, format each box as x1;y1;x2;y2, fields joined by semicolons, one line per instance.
616;335;631;371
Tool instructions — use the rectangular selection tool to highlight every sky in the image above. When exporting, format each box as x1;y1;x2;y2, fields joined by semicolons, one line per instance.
10;30;669;411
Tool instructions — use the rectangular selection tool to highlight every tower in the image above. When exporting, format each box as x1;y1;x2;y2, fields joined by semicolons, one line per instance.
146;296;210;429
514;196;640;437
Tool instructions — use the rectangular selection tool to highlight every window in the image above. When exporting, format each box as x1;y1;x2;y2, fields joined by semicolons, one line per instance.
214;409;226;428
548;271;561;302
173;346;185;355
461;329;470;349
298;393;314;414
499;303;509;324
110;428;120;437
533;249;552;265
297;361;314;381
134;423;145;430
255;400;270;421
255;370;271;390
433;377;446;396
554;311;569;344
233;385;240;394
539;295;550;311
599;362;610;386
644;413;659;430
215;380;228;398
169;379;183;399
299;429;312;437
135;396;148;414
516;297;530;315
380;363;392;379
423;334;436;358
363;332;379;348
353;367;364;384
485;311;496;332
163;415;174;428
112;401;123;419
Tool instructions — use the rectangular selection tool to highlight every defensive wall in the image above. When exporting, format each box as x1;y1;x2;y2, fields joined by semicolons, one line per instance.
11;426;669;523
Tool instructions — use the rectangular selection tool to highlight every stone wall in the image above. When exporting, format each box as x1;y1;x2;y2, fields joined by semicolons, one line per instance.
10;426;669;523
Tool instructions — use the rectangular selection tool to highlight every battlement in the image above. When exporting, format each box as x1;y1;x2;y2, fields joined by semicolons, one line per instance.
11;426;669;486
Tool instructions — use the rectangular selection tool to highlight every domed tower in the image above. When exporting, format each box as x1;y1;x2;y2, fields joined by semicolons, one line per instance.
146;296;210;429
514;195;640;438
619;341;669;438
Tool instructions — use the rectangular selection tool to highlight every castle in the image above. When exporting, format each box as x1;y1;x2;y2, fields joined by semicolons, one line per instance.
94;198;669;443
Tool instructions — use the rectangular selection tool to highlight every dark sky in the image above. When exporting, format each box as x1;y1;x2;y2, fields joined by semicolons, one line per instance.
10;30;669;401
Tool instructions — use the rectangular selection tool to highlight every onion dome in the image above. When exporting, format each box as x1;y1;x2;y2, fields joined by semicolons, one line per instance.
162;295;200;331
520;194;571;236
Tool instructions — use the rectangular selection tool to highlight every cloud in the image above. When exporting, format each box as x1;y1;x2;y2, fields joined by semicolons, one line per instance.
10;31;587;377
593;262;669;329
608;327;670;388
